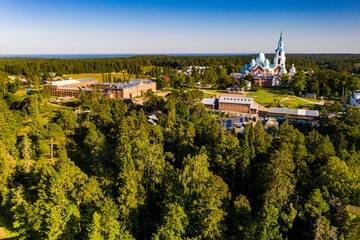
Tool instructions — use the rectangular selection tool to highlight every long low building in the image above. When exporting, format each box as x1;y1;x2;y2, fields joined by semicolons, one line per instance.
266;107;319;121
47;78;156;99
218;96;258;114
92;79;156;98
201;98;218;110
48;78;98;97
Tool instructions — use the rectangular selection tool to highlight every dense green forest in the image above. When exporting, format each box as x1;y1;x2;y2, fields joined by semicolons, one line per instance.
1;54;360;98
0;56;360;239
1;54;360;76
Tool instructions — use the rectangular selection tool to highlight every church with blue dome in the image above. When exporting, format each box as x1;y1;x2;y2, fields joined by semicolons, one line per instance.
240;33;296;86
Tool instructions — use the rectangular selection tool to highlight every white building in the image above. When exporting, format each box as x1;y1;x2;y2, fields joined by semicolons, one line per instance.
240;33;296;86
350;90;360;107
178;66;208;75
242;33;287;76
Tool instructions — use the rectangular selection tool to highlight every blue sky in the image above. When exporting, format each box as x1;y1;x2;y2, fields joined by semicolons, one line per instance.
0;0;359;54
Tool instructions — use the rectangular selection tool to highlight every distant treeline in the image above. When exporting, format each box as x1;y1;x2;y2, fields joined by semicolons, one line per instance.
1;54;360;76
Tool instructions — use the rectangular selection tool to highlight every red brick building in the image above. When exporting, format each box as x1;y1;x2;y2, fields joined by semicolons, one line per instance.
48;78;98;97
92;79;156;99
218;96;258;114
253;76;275;87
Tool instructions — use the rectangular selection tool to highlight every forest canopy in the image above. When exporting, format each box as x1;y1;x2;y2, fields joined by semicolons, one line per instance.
0;56;359;239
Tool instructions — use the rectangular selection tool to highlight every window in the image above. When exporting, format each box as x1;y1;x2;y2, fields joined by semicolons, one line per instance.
240;107;242;110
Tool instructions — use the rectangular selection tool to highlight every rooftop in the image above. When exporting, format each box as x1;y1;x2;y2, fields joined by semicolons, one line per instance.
219;96;253;105
268;107;319;117
48;78;97;86
92;79;155;89
201;98;218;105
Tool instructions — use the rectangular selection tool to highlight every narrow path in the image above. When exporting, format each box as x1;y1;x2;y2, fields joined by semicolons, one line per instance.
294;96;325;105
199;89;248;98
279;96;325;106
279;96;291;102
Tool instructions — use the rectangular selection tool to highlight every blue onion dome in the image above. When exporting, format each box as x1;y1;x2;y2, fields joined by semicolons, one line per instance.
265;59;270;67
250;59;256;67
256;52;266;63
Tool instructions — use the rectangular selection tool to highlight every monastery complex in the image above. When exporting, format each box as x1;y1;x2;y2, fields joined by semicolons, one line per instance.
238;33;296;86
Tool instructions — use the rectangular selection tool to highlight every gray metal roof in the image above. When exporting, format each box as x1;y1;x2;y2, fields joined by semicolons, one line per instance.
250;103;259;109
219;96;253;105
268;107;319;117
201;98;217;105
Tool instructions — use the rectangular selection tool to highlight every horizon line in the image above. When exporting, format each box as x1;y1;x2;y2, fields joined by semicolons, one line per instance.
1;52;360;56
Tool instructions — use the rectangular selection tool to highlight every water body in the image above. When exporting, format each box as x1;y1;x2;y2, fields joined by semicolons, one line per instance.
0;53;253;59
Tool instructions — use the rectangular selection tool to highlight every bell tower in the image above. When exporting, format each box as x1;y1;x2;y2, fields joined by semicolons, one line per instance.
274;33;286;70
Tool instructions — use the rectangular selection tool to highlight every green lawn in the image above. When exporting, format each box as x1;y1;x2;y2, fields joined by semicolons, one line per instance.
64;72;140;81
245;88;321;107
64;66;157;81
281;97;317;109
246;88;292;97
203;93;216;98
247;88;292;105
254;97;283;106
206;89;228;94
302;97;320;103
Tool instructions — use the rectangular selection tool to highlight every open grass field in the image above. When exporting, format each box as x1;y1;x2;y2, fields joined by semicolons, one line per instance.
281;97;317;109
203;93;216;98
247;88;292;105
303;97;320;102
64;66;158;81
246;88;321;108
64;72;139;81
206;89;228;94
246;88;293;97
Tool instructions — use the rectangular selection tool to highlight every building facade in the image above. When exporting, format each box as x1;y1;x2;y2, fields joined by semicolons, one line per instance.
201;98;218;110
48;78;98;97
266;107;319;122
92;79;156;99
218;96;258;114
47;78;156;99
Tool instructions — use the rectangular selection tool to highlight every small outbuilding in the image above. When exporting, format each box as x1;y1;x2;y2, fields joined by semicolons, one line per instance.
305;93;317;99
201;98;218;110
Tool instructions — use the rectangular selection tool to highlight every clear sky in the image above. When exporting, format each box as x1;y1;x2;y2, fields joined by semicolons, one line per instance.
0;0;359;54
